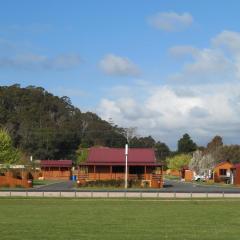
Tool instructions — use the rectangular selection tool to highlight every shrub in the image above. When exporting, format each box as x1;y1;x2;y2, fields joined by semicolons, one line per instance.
81;179;143;188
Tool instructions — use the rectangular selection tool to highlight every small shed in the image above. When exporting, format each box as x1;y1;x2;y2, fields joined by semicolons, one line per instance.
184;170;194;182
231;163;240;185
40;160;72;180
213;161;233;183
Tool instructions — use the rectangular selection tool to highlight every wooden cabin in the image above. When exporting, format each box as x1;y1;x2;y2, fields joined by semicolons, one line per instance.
0;171;33;188
40;160;72;180
230;163;240;185
78;147;163;188
213;161;233;183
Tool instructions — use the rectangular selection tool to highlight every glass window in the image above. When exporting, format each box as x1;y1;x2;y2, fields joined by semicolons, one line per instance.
219;169;227;176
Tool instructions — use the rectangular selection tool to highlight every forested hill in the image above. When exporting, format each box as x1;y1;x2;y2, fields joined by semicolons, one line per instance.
0;85;170;161
0;84;126;159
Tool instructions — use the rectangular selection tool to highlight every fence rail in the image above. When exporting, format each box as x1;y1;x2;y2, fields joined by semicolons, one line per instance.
1;191;240;198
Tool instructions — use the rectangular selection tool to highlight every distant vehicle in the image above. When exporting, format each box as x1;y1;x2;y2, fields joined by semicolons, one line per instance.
194;174;206;181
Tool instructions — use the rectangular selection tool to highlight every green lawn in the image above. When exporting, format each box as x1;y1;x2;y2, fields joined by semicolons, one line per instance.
0;198;240;240
33;179;63;186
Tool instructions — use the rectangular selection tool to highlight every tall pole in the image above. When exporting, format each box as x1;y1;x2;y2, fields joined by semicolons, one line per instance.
125;143;128;189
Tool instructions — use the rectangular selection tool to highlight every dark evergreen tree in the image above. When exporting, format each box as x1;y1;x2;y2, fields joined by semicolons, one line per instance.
177;133;197;153
155;141;170;161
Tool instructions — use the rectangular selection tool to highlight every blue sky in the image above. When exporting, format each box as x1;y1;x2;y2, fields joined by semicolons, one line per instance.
1;0;240;148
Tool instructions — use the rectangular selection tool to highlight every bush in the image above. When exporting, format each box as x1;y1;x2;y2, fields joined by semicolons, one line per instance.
83;179;125;188
81;179;143;188
128;179;142;188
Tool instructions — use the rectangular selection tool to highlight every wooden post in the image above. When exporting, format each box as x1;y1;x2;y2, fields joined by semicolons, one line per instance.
110;166;112;179
94;165;96;180
144;166;147;180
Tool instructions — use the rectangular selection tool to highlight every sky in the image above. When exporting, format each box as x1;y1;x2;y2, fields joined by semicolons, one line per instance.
1;0;240;149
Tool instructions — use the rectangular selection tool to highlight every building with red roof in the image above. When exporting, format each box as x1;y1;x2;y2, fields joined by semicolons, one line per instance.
78;147;163;188
40;160;72;180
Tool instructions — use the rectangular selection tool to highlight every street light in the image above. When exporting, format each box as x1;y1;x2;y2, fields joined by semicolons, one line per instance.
125;143;128;189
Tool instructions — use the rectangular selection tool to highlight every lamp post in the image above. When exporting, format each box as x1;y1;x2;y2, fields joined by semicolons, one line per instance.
125;143;128;189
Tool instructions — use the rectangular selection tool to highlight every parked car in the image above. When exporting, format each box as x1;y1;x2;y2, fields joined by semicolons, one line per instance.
194;174;206;181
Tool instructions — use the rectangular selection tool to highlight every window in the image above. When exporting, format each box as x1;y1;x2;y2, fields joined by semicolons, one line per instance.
219;169;227;176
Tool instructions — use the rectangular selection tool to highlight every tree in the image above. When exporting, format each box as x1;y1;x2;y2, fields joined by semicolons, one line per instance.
0;85;127;159
0;128;20;165
189;150;216;174
206;135;223;153
155;141;170;161
177;133;197;153
166;154;192;171
75;146;89;165
215;145;240;164
189;150;203;174
129;136;156;148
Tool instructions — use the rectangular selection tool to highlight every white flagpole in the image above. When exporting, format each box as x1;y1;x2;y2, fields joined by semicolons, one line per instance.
125;144;128;189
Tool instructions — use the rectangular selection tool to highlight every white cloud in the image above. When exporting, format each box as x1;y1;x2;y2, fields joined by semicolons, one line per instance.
0;53;81;70
0;38;82;71
169;45;198;58
212;30;240;53
99;54;140;77
169;32;240;83
148;12;193;32
97;30;240;148
98;84;240;148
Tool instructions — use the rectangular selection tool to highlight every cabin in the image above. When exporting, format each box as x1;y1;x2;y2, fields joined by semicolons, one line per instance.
0;165;33;188
40;160;72;180
213;161;234;183
78;147;163;188
230;163;240;185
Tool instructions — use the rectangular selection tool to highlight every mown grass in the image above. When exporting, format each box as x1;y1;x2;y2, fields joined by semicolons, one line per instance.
0;198;240;240
33;179;63;186
163;175;181;180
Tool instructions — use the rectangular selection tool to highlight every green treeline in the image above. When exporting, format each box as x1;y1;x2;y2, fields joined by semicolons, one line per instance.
0;84;170;162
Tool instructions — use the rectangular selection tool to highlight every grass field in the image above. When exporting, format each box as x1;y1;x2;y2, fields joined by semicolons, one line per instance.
0;198;240;240
32;179;63;186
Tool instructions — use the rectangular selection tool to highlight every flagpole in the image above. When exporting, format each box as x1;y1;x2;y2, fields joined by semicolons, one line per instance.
125;143;128;189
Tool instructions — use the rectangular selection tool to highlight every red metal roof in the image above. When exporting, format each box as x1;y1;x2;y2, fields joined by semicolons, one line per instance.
79;147;161;166
40;160;72;168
